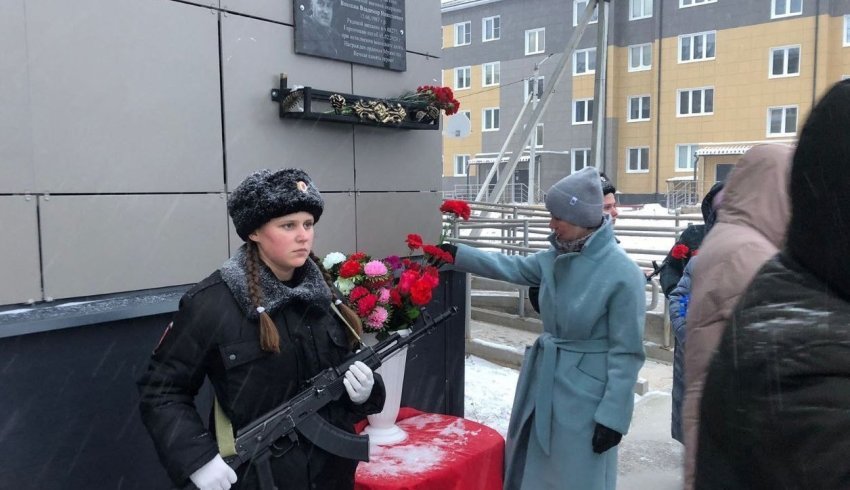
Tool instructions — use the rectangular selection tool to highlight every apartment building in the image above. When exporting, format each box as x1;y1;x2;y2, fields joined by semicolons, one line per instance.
441;0;850;204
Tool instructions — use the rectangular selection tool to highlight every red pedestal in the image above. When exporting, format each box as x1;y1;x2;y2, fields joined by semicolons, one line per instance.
354;408;504;490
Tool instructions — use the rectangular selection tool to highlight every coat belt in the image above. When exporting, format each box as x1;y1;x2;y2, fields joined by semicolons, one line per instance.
532;332;610;456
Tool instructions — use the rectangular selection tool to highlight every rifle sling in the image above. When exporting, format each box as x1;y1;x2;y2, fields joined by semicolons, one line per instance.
296;412;370;462
214;397;238;458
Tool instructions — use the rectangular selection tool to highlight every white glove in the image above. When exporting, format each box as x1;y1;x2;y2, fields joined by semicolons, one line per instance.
189;454;237;490
343;361;375;405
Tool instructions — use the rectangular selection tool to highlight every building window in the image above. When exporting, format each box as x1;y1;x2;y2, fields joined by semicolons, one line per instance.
677;87;714;116
572;148;591;173
454;66;471;90
483;16;500;42
525;124;545;148
679;31;716;63
525;28;545;55
628;95;651;122
770;46;800;78
631;0;653;19
574;0;599;26
844;15;850;46
627;147;650;173
680;0;716;7
771;0;802;19
454;22;471;46
574;48;597;75
767;106;798;136
454;155;469;176
524;76;544;102
676;144;699;171
573;98;594;124
483;62;501;87
629;43;652;71
482;108;500;131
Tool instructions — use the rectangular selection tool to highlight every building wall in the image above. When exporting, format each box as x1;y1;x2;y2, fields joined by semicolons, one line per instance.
442;0;850;202
0;0;443;306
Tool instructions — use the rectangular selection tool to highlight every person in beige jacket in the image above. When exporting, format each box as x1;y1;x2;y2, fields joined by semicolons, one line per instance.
681;144;792;489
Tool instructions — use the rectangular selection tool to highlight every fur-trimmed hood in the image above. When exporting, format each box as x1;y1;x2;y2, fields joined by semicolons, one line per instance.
219;244;331;319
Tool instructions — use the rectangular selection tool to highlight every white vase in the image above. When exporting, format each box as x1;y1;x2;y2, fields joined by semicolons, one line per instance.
361;329;410;446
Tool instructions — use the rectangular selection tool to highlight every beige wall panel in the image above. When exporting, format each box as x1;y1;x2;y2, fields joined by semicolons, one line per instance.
356;192;442;259
40;194;228;299
0;196;41;305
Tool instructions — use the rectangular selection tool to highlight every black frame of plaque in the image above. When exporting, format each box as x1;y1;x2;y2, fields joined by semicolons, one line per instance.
270;76;439;131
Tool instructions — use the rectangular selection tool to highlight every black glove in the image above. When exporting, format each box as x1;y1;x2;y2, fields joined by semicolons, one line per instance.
437;242;457;259
591;423;623;454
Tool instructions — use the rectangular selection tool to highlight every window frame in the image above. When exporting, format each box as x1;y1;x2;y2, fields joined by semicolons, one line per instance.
630;0;653;20
454;66;471;90
573;47;597;76
628;95;651;122
679;0;717;8
768;45;801;78
766;105;798;137
573;0;599;26
676;87;715;117
573;98;594;125
771;0;803;19
524;76;544;102
844;14;850;47
628;43;652;72
525;123;545;149
482;107;500;132
626;147;650;173
678;31;716;63
482;15;500;42
483;61;501;87
525;28;545;55
454;154;470;176
454;21;472;46
675;144;699;172
571;148;591;173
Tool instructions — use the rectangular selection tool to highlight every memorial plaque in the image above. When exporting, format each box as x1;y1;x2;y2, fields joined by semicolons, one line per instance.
294;0;406;71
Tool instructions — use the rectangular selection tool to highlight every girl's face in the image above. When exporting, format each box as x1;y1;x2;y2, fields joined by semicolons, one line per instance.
249;211;315;281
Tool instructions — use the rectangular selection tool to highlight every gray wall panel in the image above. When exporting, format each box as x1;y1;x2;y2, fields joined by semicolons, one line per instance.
0;197;41;305
225;0;292;24
352;52;442;191
26;0;223;193
0;0;33;193
406;0;443;56
356;192;442;259
40;194;228;299
222;14;355;192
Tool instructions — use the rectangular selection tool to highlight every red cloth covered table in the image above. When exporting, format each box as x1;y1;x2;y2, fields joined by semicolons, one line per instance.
354;408;504;490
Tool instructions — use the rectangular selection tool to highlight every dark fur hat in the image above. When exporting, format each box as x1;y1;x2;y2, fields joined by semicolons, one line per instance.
228;168;324;241
599;172;616;196
787;79;850;300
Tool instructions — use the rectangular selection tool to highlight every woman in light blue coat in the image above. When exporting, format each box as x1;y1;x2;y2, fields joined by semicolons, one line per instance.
447;167;646;489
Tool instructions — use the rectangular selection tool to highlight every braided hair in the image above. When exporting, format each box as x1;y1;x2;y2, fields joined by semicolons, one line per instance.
245;240;281;353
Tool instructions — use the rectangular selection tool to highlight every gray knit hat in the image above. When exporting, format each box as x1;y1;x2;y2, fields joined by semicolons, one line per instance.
228;168;324;241
544;167;604;227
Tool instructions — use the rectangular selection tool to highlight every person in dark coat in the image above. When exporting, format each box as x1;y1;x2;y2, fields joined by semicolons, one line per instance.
658;181;724;298
137;168;386;490
695;80;850;488
667;184;724;444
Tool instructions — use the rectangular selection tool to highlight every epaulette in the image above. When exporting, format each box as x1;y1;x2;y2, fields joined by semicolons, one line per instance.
183;270;224;300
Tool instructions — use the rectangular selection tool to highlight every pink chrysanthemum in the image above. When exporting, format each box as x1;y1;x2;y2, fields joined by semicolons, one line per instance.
363;260;389;278
377;287;391;304
366;306;388;329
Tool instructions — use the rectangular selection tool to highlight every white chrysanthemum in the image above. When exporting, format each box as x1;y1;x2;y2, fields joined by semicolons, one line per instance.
323;252;347;270
335;277;356;295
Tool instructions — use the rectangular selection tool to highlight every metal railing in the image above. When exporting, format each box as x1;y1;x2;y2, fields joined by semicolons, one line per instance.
665;179;708;212
444;201;704;347
442;183;529;204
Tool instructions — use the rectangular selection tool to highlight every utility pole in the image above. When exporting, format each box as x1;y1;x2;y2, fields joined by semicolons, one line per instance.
528;54;553;205
590;0;609;174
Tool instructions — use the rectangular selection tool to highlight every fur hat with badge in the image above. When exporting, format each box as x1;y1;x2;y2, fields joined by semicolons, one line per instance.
545;166;604;228
228;168;324;241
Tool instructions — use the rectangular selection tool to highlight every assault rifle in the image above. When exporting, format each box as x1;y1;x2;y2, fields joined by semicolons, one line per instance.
183;306;458;490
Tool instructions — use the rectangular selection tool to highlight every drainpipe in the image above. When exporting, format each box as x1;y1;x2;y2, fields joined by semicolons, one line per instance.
653;0;664;201
812;0;821;107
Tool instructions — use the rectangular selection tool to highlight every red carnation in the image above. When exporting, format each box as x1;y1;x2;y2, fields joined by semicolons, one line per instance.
356;294;378;317
339;259;362;278
349;252;367;261
349;286;370;302
422;244;442;257
406;233;423;250
409;279;433;306
398;269;419;294
422;267;440;288
671;244;690;260
440;200;471;220
389;288;403;307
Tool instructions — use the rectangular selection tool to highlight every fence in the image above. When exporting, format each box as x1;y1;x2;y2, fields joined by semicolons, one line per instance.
665;179;709;211
441;183;530;204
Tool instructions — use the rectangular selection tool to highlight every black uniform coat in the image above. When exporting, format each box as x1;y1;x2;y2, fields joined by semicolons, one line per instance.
138;248;385;489
695;254;850;489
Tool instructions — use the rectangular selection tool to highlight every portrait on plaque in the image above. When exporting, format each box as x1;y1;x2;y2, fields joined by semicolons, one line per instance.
294;0;407;71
